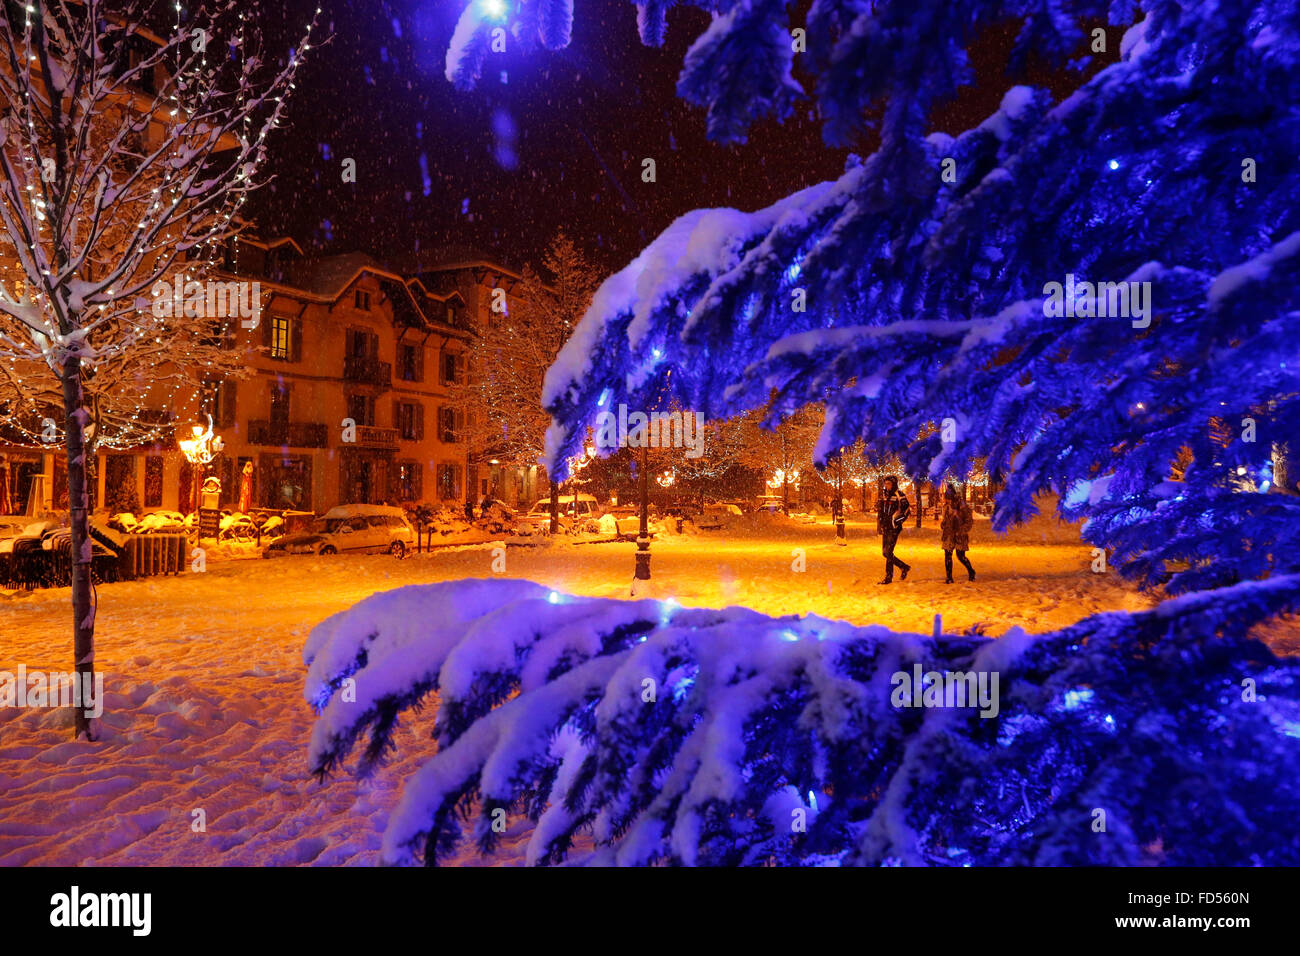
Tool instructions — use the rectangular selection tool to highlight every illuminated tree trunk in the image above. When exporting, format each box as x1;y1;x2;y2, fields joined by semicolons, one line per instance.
549;477;560;534
60;355;96;740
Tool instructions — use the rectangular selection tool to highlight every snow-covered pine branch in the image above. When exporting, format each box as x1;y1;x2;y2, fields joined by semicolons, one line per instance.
532;2;1300;597
305;577;1300;866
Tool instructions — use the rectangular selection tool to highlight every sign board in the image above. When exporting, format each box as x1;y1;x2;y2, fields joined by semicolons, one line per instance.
198;508;221;540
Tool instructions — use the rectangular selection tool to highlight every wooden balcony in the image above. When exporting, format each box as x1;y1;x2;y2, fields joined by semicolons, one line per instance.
248;420;329;448
343;356;392;388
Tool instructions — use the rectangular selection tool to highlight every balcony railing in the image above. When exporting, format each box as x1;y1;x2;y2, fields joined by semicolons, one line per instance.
354;425;400;448
343;356;392;388
248;420;328;448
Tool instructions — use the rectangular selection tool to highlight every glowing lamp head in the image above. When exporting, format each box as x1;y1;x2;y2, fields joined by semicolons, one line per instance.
481;0;506;19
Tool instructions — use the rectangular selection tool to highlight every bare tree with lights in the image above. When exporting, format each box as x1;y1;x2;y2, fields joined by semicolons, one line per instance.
454;232;598;532
0;0;316;739
736;406;823;515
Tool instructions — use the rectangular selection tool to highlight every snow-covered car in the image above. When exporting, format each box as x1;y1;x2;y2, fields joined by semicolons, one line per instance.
514;494;602;535
262;504;414;558
693;501;743;530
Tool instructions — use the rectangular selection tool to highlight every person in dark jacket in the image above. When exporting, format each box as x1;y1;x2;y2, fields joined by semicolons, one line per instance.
939;483;976;583
464;498;476;522
876;476;911;584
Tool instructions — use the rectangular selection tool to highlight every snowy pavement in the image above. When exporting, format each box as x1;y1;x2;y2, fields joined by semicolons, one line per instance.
0;510;1282;865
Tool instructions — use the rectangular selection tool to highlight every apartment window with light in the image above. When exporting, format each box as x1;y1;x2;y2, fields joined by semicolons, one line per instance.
270;314;291;360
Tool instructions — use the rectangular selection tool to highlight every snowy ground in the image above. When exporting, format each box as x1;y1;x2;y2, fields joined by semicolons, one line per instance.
1;505;1291;865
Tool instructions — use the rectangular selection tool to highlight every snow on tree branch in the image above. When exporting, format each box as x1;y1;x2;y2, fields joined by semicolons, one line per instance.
531;2;1300;594
305;578;1300;866
0;0;319;448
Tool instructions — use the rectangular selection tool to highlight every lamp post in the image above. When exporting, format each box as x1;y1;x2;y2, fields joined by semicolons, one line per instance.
834;471;846;541
634;442;651;581
178;415;223;516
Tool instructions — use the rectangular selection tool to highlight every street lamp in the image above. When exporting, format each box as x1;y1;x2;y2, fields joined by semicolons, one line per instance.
634;442;651;582
179;414;223;515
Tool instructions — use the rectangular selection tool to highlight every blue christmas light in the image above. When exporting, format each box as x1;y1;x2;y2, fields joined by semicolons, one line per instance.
1062;688;1095;711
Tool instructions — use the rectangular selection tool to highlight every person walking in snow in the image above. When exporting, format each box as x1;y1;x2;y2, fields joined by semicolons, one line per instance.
940;483;976;583
876;476;911;584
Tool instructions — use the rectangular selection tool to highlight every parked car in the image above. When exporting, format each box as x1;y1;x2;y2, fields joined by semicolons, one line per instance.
262;504;414;557
515;494;602;535
694;501;743;530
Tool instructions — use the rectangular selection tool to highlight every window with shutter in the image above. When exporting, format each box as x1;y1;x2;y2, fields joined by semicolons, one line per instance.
269;314;291;360
291;318;303;362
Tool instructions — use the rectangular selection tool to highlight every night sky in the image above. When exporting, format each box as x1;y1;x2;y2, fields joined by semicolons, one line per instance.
250;0;1119;275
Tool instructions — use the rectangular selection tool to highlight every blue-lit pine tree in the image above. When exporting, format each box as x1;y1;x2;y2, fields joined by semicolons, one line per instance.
303;2;1300;866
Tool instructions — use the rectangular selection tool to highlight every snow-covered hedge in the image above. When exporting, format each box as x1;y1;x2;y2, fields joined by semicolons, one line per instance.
304;578;1300;866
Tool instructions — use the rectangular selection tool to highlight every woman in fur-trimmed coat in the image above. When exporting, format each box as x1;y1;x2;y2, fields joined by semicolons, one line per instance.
940;483;976;583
